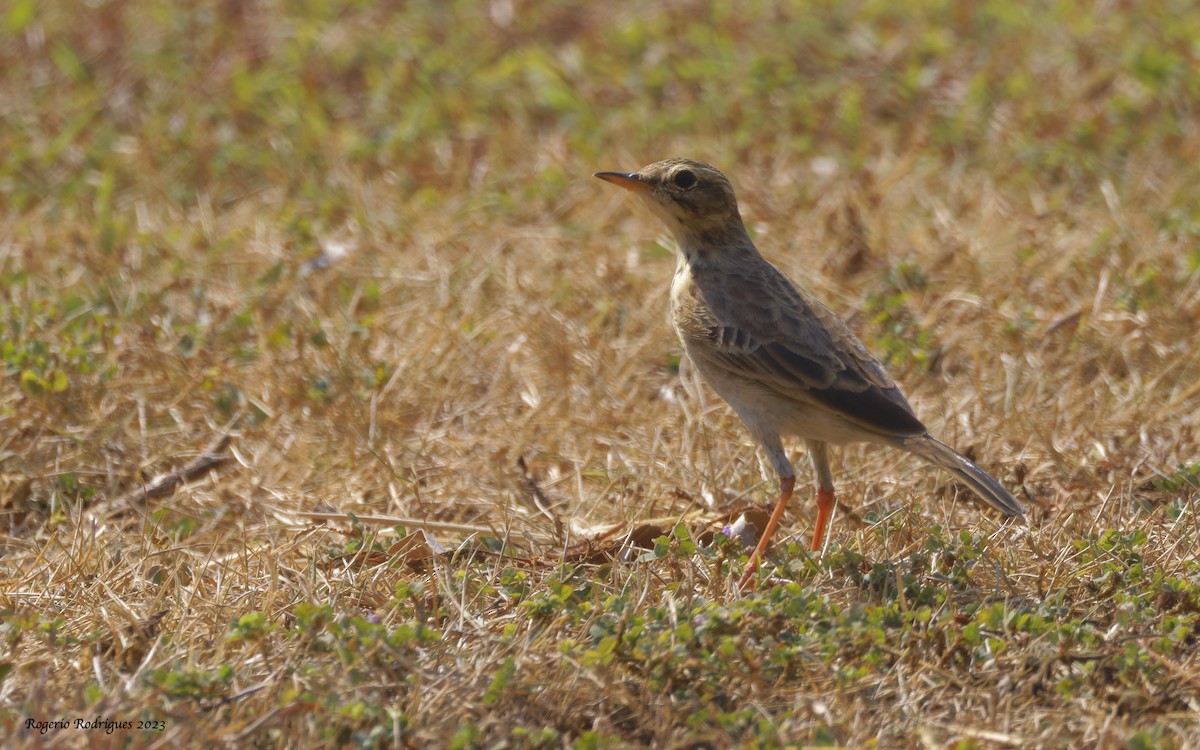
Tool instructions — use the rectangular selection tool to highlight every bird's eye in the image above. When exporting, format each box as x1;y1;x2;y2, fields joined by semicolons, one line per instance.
673;169;697;189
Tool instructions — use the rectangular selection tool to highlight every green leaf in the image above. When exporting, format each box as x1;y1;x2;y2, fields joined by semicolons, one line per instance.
483;656;515;706
653;535;670;558
673;522;696;555
19;369;47;394
51;41;87;83
5;0;36;33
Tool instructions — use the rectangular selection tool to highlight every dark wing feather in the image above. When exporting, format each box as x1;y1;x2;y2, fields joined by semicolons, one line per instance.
692;260;927;438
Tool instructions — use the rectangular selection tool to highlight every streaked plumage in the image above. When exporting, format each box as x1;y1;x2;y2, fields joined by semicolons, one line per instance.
596;158;1024;589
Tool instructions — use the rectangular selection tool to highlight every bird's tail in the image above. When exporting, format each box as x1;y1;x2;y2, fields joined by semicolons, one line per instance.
898;434;1025;516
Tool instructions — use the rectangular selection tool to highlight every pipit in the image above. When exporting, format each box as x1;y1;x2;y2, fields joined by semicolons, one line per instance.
595;158;1025;589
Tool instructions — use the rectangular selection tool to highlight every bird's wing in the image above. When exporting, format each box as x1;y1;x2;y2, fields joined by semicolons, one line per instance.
687;261;927;438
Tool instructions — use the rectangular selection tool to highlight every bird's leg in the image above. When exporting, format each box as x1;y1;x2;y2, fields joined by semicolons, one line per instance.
808;440;835;553
810;487;835;551
737;474;795;590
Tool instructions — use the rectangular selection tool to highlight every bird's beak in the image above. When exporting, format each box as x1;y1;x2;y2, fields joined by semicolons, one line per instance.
594;171;650;194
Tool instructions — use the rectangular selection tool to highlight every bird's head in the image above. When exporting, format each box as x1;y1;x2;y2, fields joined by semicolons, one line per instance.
595;159;744;246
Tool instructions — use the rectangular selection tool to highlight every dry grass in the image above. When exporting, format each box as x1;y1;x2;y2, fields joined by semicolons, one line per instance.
2;1;1200;748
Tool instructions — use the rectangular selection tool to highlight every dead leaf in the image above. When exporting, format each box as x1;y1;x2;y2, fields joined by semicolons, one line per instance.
387;531;445;571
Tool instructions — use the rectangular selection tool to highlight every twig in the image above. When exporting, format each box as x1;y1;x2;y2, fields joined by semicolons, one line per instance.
98;433;233;516
286;510;557;543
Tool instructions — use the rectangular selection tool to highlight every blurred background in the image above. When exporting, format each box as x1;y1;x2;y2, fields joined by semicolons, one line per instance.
3;0;1197;523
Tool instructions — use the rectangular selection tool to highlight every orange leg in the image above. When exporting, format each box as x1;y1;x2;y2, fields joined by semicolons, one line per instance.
737;475;795;591
810;487;835;552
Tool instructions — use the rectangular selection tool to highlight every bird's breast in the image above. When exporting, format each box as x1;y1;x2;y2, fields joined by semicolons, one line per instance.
668;266;713;344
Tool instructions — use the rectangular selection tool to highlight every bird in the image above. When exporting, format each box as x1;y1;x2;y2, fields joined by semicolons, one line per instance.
594;158;1025;589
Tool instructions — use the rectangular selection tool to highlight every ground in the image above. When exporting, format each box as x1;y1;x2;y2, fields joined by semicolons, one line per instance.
2;1;1199;748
